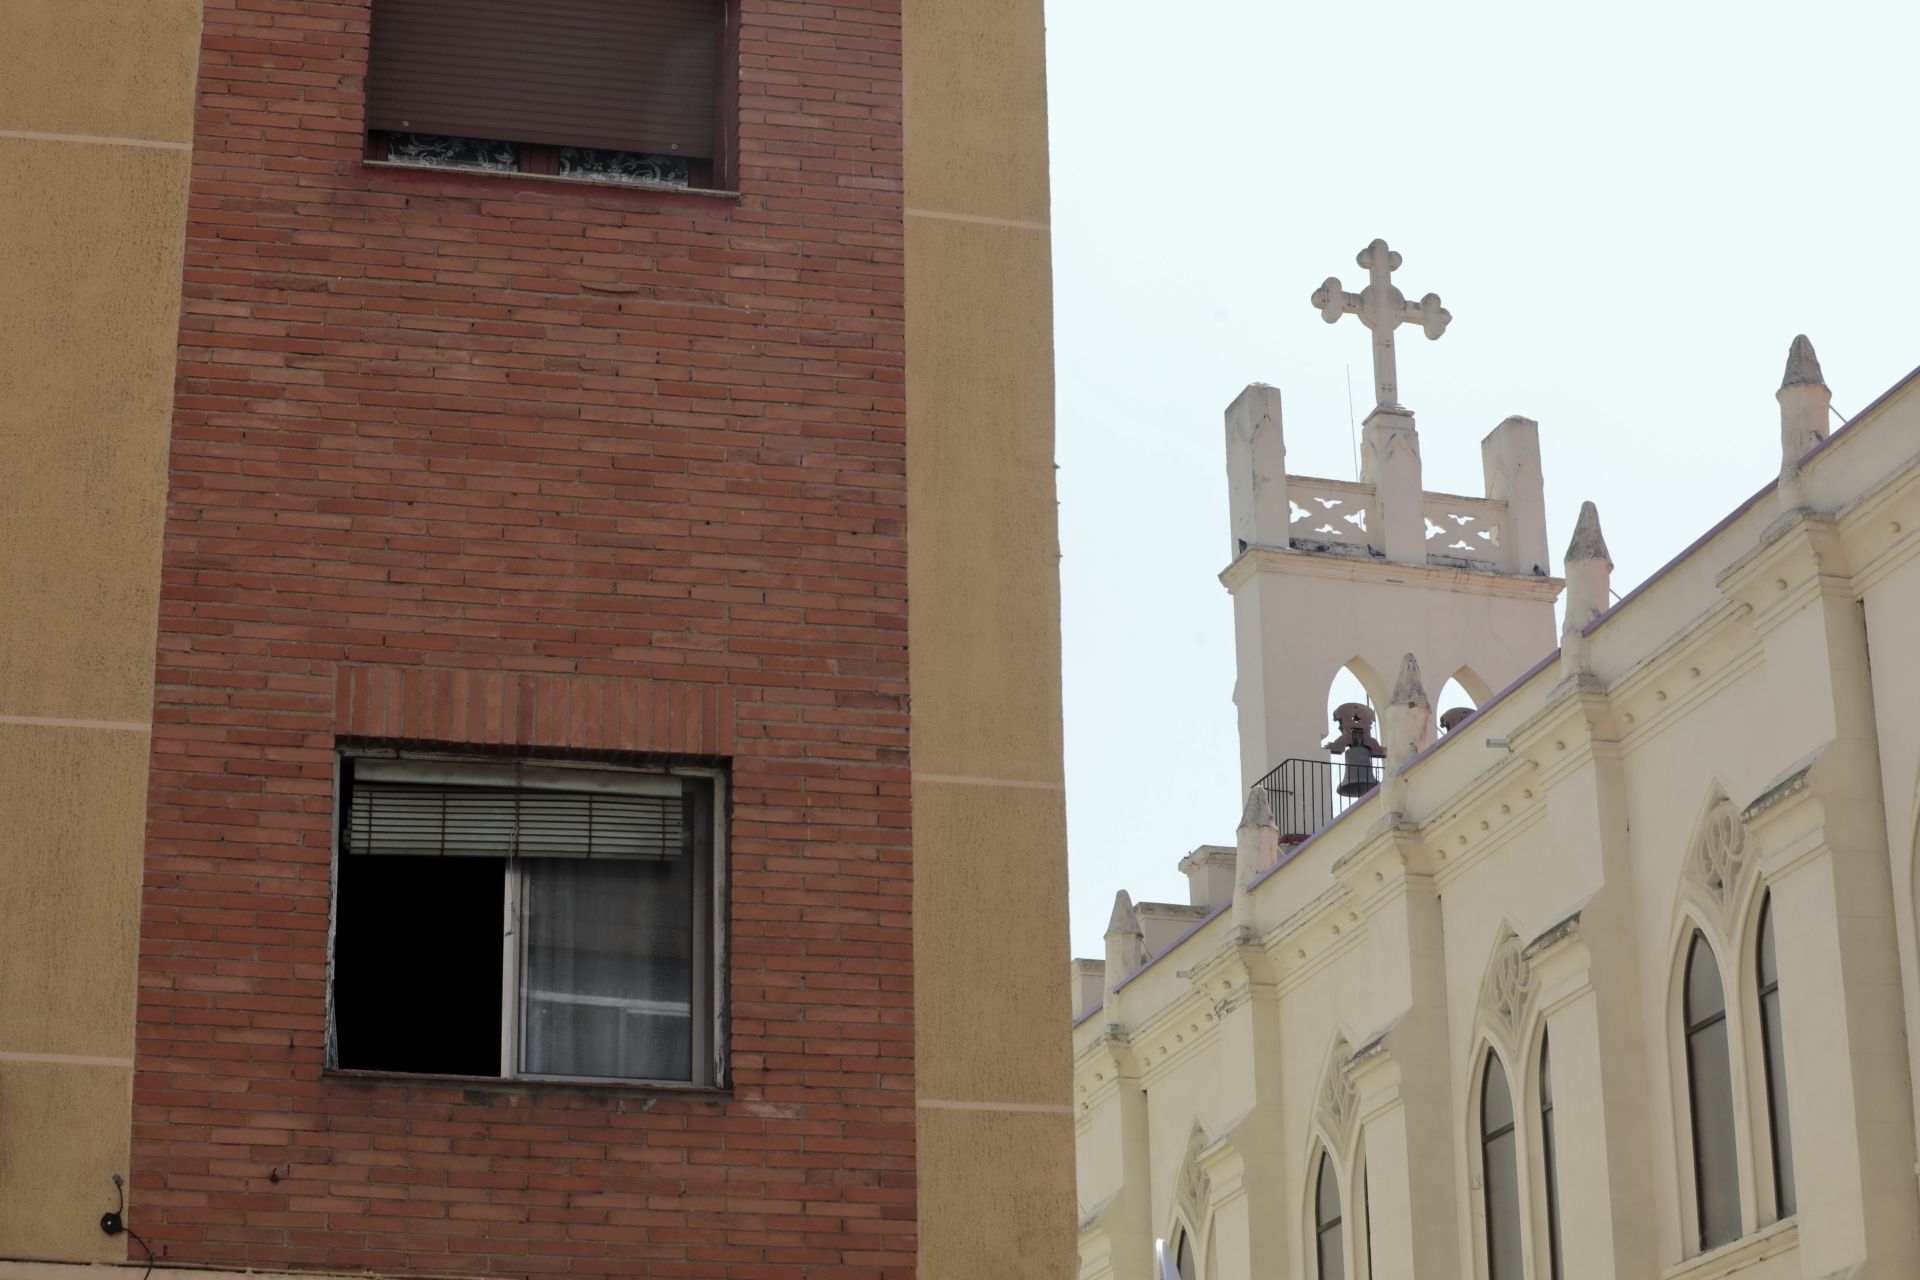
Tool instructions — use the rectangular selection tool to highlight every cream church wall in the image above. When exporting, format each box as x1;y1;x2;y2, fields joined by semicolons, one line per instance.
1075;324;1920;1280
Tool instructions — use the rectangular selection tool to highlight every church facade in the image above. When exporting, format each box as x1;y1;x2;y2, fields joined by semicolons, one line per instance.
1072;242;1920;1280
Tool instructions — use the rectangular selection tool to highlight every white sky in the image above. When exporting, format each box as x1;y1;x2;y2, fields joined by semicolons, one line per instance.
1047;0;1920;957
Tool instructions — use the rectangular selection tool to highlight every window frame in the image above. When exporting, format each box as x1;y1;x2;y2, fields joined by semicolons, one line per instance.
325;747;729;1090
1682;930;1742;1253
1537;1031;1564;1280
1753;892;1795;1221
1478;1049;1525;1280
1313;1148;1345;1280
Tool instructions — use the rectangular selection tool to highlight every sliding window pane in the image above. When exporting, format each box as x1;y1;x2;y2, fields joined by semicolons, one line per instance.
522;853;694;1081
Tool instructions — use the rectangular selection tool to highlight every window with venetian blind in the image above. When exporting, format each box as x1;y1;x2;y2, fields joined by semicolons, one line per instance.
329;755;725;1086
364;0;730;189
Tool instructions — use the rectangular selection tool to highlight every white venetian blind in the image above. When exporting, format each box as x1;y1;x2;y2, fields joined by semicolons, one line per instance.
345;759;686;860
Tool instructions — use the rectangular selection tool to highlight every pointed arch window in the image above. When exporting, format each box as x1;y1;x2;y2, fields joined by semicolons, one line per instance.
1685;931;1741;1250
1540;1034;1564;1280
1480;1053;1523;1280
1756;894;1796;1217
1174;1228;1197;1280
1315;1150;1345;1280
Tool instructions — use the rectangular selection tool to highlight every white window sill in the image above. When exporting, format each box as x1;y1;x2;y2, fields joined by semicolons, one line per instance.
325;1066;727;1096
1662;1218;1798;1280
362;159;740;199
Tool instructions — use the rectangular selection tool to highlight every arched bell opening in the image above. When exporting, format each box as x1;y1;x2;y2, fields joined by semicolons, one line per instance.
1438;668;1485;736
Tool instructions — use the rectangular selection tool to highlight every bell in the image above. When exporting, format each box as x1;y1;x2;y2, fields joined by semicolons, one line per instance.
1336;742;1376;797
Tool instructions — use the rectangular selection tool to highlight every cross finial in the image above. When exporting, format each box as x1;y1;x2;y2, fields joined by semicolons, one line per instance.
1310;238;1452;410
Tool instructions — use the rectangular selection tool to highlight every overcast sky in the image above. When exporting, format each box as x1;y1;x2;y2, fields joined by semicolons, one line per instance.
1046;0;1920;958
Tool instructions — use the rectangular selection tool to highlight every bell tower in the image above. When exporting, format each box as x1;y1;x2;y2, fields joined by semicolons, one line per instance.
1224;240;1561;791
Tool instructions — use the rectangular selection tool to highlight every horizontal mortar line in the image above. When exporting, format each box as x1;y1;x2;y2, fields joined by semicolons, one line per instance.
0;1050;135;1068
913;772;1063;791
0;127;191;152
0;714;151;732
916;1098;1074;1115
905;206;1049;233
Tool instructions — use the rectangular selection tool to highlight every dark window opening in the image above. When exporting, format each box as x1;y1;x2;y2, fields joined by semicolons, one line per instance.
335;853;504;1076
331;754;720;1085
1685;931;1741;1250
365;0;732;190
1174;1229;1196;1280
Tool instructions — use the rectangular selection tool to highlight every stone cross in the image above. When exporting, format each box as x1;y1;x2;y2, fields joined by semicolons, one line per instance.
1311;238;1452;410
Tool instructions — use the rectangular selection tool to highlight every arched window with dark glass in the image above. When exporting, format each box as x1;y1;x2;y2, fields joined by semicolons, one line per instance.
1540;1033;1564;1280
1756;895;1796;1217
1174;1228;1197;1280
1480;1052;1524;1280
1685;931;1741;1250
1315;1150;1344;1280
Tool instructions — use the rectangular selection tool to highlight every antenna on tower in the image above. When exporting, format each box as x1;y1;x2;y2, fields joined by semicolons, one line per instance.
1345;363;1358;480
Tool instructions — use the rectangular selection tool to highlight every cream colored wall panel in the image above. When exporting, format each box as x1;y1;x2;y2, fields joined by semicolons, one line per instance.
905;214;1062;783
901;0;1050;226
0;0;202;143
0;1060;131;1263
0;722;148;1060
918;1106;1079;1280
915;780;1071;1105
0;139;188;721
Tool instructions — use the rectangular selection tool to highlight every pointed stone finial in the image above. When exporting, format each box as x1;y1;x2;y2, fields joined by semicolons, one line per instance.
1103;890;1146;1005
1777;335;1832;512
1780;334;1826;389
1381;653;1434;804
1389;652;1431;713
1561;501;1613;677
1239;785;1277;832
1233;787;1282;933
1566;500;1612;565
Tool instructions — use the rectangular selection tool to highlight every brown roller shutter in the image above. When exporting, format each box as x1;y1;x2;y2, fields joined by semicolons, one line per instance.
366;0;719;159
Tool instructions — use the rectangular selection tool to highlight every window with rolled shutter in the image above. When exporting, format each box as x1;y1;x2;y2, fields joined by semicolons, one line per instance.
364;0;728;187
331;754;724;1086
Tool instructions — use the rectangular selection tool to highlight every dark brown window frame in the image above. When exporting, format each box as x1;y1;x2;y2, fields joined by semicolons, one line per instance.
362;0;741;195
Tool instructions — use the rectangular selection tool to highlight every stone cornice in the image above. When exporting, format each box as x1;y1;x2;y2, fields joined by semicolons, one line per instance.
1219;543;1563;601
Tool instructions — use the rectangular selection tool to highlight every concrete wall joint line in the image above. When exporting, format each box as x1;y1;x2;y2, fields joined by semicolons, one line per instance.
917;1098;1075;1115
904;206;1050;233
0;1051;135;1068
0;128;191;151
913;772;1064;790
0;715;151;733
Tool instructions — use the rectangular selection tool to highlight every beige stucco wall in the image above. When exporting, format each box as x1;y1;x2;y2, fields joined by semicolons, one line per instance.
0;0;201;1261
903;1;1077;1277
1077;369;1920;1280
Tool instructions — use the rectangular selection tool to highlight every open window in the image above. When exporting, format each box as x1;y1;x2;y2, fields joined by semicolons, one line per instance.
364;0;735;190
330;753;725;1086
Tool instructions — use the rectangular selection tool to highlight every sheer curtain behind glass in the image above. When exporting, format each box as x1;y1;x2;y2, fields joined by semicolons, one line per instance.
523;851;694;1080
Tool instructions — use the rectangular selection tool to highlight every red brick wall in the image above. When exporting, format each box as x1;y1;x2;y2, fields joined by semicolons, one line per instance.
136;0;911;1274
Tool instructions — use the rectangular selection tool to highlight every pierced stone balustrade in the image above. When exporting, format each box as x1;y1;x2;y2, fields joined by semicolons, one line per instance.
1422;491;1508;567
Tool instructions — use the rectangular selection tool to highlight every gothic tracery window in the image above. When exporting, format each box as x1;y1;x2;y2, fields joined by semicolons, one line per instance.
1756;894;1796;1217
1684;932;1741;1250
1480;1053;1524;1280
1315;1150;1345;1280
